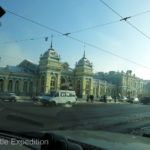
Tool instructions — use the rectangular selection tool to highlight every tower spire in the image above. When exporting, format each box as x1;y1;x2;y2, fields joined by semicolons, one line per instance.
83;42;85;58
50;34;53;48
83;50;85;58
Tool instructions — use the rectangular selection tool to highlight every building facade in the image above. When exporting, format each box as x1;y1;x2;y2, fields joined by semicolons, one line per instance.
0;43;144;99
94;70;144;98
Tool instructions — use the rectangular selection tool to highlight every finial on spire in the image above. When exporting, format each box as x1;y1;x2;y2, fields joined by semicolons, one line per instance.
50;34;53;48
83;50;85;58
83;42;85;58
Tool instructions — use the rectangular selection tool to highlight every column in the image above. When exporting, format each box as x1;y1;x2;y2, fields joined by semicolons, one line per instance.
81;76;86;97
27;81;30;96
45;72;50;93
12;80;15;93
4;76;8;92
32;79;37;96
97;81;101;97
20;79;24;95
56;73;61;90
90;78;93;95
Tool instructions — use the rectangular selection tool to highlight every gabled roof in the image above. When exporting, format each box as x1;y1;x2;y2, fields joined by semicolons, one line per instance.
0;65;34;75
17;59;38;73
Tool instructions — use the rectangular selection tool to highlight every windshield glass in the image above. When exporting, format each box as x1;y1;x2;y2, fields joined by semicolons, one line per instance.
1;0;150;148
49;91;57;97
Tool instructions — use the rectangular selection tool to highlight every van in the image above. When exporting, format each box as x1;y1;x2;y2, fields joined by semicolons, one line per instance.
41;90;77;106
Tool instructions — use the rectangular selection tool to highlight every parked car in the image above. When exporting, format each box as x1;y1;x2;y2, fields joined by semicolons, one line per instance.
119;96;128;102
41;90;77;106
100;95;113;103
32;95;42;102
140;97;150;104
106;96;113;102
0;92;18;102
127;97;139;103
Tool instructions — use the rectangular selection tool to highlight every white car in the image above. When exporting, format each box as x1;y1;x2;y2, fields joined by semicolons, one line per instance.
106;96;113;102
41;90;77;106
128;97;139;103
119;96;128;102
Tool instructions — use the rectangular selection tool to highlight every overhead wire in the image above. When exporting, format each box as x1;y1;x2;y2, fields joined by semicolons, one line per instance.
0;37;41;44
70;19;120;34
98;0;150;39
4;9;150;70
0;36;52;44
71;8;150;34
68;8;150;34
6;9;63;35
131;9;150;17
1;8;150;43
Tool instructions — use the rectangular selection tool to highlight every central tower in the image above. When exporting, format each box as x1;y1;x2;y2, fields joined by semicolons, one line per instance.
74;51;93;98
39;42;61;94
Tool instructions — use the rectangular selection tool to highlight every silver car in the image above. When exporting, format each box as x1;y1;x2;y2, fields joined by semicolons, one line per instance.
0;92;18;102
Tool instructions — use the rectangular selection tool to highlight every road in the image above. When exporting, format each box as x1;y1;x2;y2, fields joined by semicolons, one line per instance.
0;100;150;136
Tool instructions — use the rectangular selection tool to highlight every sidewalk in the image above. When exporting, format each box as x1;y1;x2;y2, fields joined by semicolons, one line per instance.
17;96;33;103
76;99;124;104
76;99;105;104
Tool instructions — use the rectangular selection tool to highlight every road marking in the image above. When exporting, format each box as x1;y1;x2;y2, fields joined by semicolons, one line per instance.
64;104;72;108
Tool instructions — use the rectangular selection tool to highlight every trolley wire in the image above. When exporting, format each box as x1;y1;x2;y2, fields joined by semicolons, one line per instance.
3;9;150;70
98;0;150;39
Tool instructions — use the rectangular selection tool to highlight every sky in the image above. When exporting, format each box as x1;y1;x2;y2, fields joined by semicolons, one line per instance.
0;0;150;79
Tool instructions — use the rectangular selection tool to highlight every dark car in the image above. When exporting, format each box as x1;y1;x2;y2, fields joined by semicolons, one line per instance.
140;97;150;104
0;92;18;102
32;95;42;102
100;95;107;103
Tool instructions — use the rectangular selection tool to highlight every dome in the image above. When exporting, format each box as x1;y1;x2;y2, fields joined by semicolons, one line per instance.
78;57;90;65
43;47;58;58
76;51;92;68
40;42;61;62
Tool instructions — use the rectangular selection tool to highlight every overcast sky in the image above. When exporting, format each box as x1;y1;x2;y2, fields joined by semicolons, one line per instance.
0;0;150;79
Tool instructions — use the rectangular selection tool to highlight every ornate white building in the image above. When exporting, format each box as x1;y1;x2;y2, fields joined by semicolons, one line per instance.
0;43;143;98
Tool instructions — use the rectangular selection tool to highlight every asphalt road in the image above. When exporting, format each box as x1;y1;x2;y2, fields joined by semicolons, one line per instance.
0;101;150;136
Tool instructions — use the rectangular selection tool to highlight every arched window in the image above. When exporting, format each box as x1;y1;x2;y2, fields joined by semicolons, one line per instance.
8;80;13;92
50;76;56;90
23;81;28;95
0;79;4;92
60;77;67;90
40;76;45;93
15;80;20;95
76;80;81;95
85;80;90;94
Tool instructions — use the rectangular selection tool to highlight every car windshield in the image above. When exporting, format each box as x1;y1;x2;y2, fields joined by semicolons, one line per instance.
1;0;150;148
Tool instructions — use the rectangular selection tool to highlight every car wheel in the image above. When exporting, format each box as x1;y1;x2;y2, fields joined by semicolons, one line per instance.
50;101;56;106
43;103;48;106
67;101;71;104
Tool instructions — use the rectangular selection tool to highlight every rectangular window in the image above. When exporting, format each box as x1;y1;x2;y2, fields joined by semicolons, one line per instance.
61;92;66;97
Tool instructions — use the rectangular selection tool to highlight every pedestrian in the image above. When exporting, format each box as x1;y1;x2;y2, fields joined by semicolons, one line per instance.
104;95;107;103
87;94;89;102
91;95;94;102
